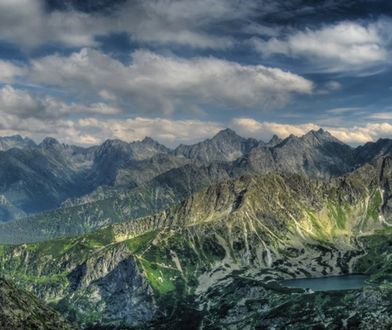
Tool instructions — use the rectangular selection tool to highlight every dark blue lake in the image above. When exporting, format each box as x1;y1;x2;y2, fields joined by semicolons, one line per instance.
280;274;370;291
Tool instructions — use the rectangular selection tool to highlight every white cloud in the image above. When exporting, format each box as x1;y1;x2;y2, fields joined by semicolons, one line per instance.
230;118;319;141
316;80;343;95
0;115;225;147
77;117;224;146
367;112;392;120
242;23;281;37
105;0;260;49
326;107;360;114
325;81;342;91
229;117;392;145
328;123;392;144
0;0;109;48
253;20;391;72
0;60;25;83
0;0;256;49
0;85;121;119
28;48;313;114
0;112;390;147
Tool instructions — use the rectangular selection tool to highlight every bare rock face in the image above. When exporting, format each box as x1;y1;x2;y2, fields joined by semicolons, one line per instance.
0;278;74;330
64;244;158;327
380;156;392;218
0;135;36;151
175;128;259;163
354;138;392;164
232;128;355;178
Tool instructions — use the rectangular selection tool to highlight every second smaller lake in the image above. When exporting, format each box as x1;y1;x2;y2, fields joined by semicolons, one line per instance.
280;274;370;292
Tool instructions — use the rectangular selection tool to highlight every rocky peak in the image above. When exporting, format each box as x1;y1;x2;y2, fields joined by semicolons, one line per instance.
101;138;127;147
354;138;392;164
39;137;62;149
137;136;169;151
380;156;392;181
6;135;23;141
278;134;301;147
0;135;36;151
266;134;283;147
95;139;131;158
174;128;257;162
302;128;341;145
212;128;243;141
141;136;157;145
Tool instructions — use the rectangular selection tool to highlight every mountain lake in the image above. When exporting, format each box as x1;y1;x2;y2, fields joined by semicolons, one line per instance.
280;274;370;291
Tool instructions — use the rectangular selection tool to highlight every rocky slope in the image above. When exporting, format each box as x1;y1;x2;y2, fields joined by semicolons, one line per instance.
0;145;92;219
0;157;391;328
174;128;259;162
231;128;355;178
0;162;230;243
0;136;179;221
0;135;36;151
0;277;74;329
354;137;392;164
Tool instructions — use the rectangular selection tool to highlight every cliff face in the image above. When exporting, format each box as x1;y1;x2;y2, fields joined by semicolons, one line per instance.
0;157;391;328
0;277;74;330
0;240;159;327
63;244;158;326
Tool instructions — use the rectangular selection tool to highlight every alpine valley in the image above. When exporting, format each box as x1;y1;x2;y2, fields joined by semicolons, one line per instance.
1;129;392;329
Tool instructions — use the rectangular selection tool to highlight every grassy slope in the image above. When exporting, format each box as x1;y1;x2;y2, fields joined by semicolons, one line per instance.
0;161;391;327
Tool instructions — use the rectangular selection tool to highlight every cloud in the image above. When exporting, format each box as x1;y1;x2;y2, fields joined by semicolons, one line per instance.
116;0;237;49
28;48;313;114
0;0;257;49
367;112;392;120
77;117;224;146
0;0;110;48
253;20;391;73
229;117;392;145
0;115;225;147
324;81;342;91
316;80;343;95
326;107;360;114
242;23;282;37
0;110;390;147
0;60;25;83
230;118;319;141
328;123;392;144
0;85;121;119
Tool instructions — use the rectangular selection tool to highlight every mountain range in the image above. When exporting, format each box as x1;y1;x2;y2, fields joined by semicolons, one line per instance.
0;129;390;243
0;129;392;329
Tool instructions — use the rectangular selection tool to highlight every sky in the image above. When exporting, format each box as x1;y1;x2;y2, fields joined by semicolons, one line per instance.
0;0;392;147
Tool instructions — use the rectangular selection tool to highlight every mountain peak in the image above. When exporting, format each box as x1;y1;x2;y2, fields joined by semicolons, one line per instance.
2;134;23;141
213;128;241;140
0;135;36;151
302;128;340;144
306;128;330;137
132;136;170;156
266;134;283;147
39;137;61;149
141;136;161;146
99;139;129;151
